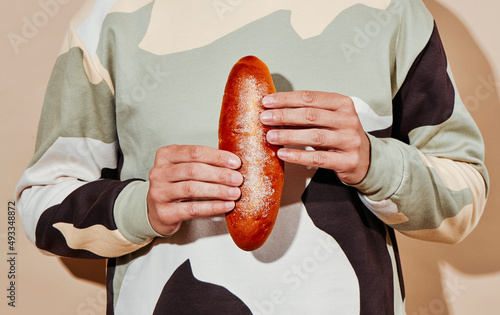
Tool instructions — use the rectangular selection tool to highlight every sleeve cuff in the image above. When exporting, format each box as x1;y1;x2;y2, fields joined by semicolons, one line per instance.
350;134;406;201
114;180;163;244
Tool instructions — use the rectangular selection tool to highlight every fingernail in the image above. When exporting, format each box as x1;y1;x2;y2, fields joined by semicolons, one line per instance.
228;156;240;168
262;95;275;107
277;149;288;159
228;187;241;198
231;172;243;185
260;111;272;123
267;130;278;142
225;201;235;210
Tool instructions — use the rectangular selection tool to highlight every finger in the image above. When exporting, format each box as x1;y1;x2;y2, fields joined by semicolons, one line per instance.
262;90;351;111
261;107;354;128
155;145;241;169
158;181;242;203
267;128;356;149
161;200;236;224
155;162;243;186
276;148;358;171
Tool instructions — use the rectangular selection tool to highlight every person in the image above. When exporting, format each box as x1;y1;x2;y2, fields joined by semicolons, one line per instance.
15;0;489;314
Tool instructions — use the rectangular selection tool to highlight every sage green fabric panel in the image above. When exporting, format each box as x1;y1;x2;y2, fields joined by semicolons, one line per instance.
352;134;406;200
114;180;162;244
95;3;408;181
29;46;116;168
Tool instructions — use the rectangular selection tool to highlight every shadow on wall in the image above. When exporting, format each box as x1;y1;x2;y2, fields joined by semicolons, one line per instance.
60;257;106;285
398;1;500;314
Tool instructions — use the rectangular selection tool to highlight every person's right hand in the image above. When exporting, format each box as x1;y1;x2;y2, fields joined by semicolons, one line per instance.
147;145;243;236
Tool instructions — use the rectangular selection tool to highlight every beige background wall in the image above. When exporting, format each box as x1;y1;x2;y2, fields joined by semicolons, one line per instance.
1;1;498;314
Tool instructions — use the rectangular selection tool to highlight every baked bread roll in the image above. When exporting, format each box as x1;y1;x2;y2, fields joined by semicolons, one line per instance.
219;56;284;251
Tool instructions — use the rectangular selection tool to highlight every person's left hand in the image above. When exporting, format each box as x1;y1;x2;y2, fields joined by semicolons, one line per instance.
260;90;370;185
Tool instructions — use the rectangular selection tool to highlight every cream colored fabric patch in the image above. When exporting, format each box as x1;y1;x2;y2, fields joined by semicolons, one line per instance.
400;204;474;244
140;0;391;55
419;152;473;191
53;222;146;257
56;0;97;57
91;53;115;94
418;152;487;230
57;1;115;92
379;212;410;225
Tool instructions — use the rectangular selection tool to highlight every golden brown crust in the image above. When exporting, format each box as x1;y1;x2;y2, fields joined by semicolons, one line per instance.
219;56;284;251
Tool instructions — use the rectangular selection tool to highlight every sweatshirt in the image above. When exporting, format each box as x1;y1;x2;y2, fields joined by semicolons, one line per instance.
15;0;488;314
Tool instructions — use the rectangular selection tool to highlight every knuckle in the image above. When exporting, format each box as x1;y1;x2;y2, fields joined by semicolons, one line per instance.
304;108;319;123
351;152;362;167
147;182;166;204
156;204;171;221
342;156;355;170
217;151;230;166
188;146;203;160
300;90;316;104
278;130;290;143
168;144;180;151
217;169;229;183
218;185;229;198
182;181;196;197
147;187;161;203
312;151;327;166
276;93;287;104
342;152;360;171
351;136;362;150
209;203;221;215
185;163;198;179
274;109;287;123
347;115;361;128
344;97;356;111
154;147;167;161
344;134;362;151
185;202;199;218
311;129;326;145
148;166;161;182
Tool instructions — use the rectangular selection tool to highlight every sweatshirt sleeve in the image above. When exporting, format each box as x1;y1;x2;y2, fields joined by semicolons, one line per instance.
352;0;489;244
14;3;160;259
